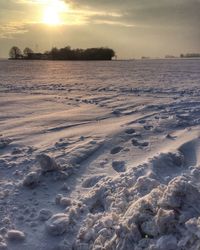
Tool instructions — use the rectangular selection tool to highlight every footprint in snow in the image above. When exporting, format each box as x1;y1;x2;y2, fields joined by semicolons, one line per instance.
138;119;146;124
144;125;153;130
166;133;177;140
112;161;126;173
132;138;149;147
125;128;135;135
161;115;169;119
0;137;12;149
55;141;69;148
110;146;123;154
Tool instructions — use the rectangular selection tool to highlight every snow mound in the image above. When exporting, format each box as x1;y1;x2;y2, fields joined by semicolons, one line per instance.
6;230;25;242
46;213;69;236
37;154;60;173
72;143;200;250
23;171;40;188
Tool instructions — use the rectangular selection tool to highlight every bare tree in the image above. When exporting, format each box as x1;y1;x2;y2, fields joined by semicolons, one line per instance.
23;47;33;58
9;46;22;59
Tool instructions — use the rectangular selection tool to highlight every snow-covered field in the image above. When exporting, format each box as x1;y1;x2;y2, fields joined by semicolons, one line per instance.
0;59;200;250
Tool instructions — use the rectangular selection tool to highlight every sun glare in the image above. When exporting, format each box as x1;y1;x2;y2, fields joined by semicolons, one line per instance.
43;6;60;25
42;0;69;25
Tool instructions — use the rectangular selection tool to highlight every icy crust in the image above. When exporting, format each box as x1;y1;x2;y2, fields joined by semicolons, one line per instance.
67;151;200;250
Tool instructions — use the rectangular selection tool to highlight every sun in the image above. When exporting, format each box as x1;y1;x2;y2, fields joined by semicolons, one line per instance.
43;6;60;25
42;0;69;26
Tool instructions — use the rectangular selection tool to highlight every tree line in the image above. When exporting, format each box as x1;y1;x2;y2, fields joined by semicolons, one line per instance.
9;46;116;61
180;53;200;58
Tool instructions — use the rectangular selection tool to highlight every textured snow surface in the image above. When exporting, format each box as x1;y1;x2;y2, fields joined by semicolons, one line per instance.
0;59;200;249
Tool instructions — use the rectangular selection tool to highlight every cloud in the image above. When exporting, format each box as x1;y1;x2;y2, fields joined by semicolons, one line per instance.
2;0;199;31
67;0;200;29
0;0;38;38
0;23;28;39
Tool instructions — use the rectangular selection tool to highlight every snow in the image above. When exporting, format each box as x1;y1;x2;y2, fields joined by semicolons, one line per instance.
6;230;25;242
37;154;61;173
46;213;70;236
0;59;200;249
22;171;40;188
38;209;52;221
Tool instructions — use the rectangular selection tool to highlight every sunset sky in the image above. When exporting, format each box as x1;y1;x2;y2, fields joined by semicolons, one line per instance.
0;0;200;58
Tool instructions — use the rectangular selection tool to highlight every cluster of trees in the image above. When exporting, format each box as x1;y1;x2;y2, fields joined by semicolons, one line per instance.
9;46;33;59
180;53;200;58
9;46;115;61
49;46;115;60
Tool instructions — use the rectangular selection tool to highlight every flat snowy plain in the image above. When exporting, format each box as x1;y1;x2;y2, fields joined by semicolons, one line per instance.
0;59;200;250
